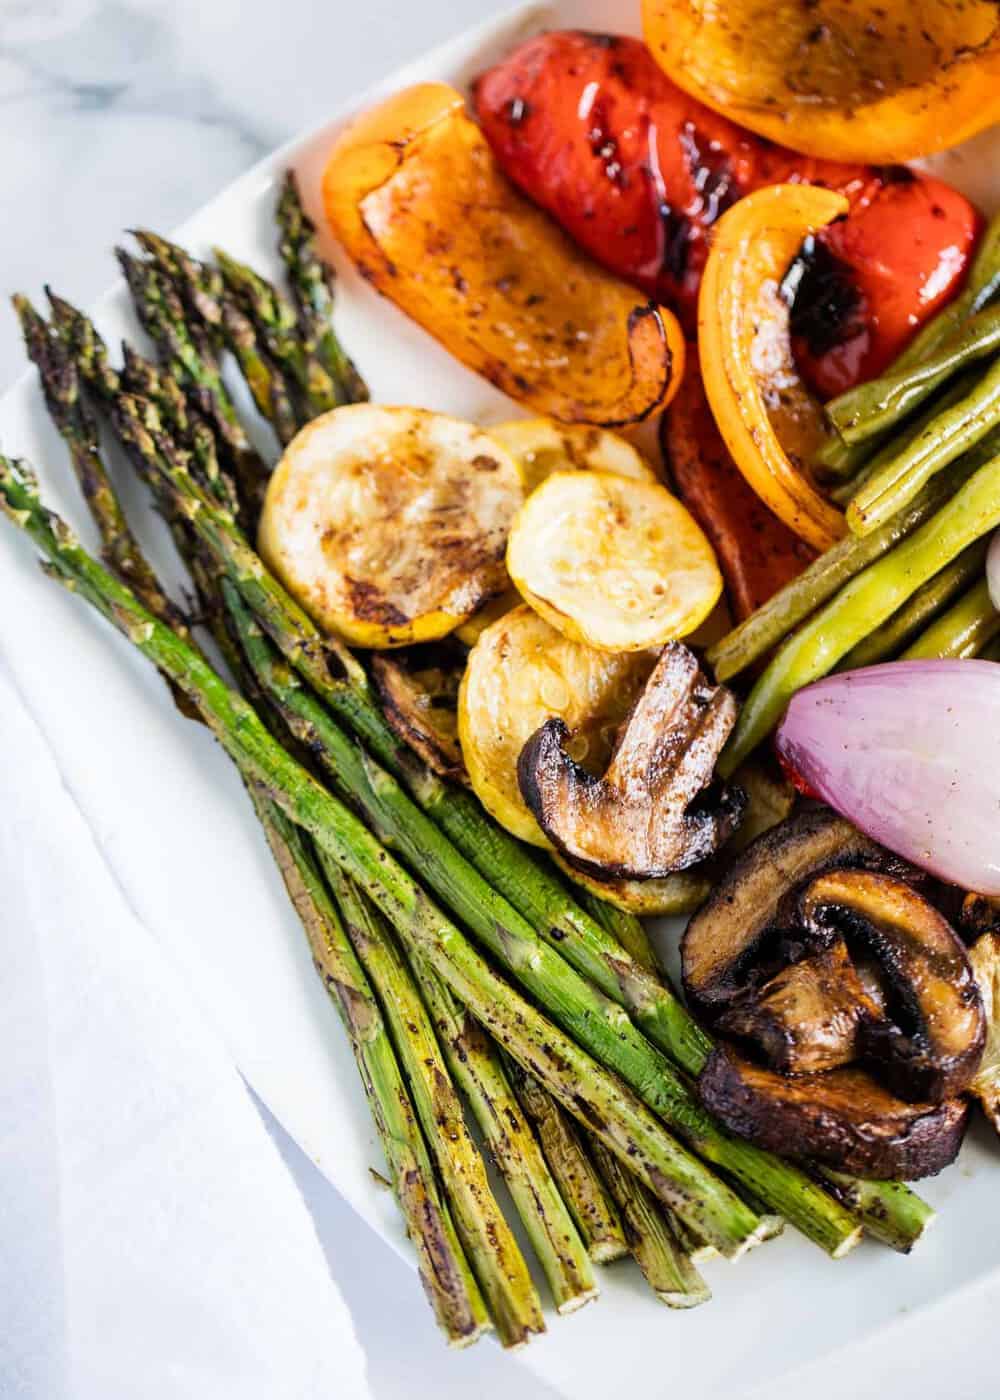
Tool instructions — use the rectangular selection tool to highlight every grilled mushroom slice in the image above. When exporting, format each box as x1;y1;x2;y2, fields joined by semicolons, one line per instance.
517;643;745;879
681;808;892;1027
801;870;986;1104
371;643;469;786
960;892;1000;941
717;939;881;1075
968;931;1000;1136
698;1048;970;1179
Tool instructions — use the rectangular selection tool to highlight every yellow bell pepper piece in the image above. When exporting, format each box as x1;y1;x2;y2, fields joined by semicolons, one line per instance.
697;185;847;553
643;0;1000;165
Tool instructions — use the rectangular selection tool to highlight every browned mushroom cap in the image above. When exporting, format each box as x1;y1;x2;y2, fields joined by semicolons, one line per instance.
371;643;469;786
516;643;745;880
800;870;986;1104
960;892;1000;942
698;1047;970;1180
968;931;1000;1137
681;808;891;1027
717;939;882;1075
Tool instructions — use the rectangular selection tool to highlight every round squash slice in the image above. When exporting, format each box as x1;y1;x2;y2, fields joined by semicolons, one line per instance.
458;605;655;845
258;404;523;648
487;419;658;494
506;470;722;652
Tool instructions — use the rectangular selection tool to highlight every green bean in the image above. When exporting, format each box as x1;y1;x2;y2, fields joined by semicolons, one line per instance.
706;455;977;682
847;357;1000;537
816;208;1000;476
836;539;988;670
719;442;1000;774
828;305;1000;447
901;578;1000;660
829;374;976;505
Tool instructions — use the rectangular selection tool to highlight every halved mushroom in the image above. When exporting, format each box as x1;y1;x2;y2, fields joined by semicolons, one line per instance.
698;1047;970;1180
968;931;1000;1137
517;643;745;880
717;939;882;1075
800;870;986;1104
681;808;892;1027
371;643;468;786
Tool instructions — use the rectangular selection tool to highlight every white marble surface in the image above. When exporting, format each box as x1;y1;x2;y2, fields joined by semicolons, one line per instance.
3;3;1000;1397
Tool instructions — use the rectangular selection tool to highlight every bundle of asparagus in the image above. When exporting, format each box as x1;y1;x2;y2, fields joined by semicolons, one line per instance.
5;172;937;1348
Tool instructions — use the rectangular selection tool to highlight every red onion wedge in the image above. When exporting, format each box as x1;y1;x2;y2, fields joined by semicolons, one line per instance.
988;529;1000;612
776;660;1000;894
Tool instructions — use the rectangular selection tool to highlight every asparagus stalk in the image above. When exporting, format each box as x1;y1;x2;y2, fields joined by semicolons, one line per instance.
113;421;880;1256
819;1171;935;1256
588;1139;711;1309
276;169;368;403
119;344;241;517
406;955;598;1314
254;796;490;1345
0;461;775;1261
17;379;487;1348
12;295;184;629
570;882;661;974
214;246;343;419
320;863;544;1349
224;585;772;1258
48;290;245;528
501;1056;628;1264
131;230;299;445
115;249;271;521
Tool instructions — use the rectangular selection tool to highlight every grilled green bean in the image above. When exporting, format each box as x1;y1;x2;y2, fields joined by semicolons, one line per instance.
828;304;1000;446
847;358;1000;536
836;540;988;670
816;209;1000;476
707;457;977;681
902;578;1000;659
720;442;1000;773
829;374;976;505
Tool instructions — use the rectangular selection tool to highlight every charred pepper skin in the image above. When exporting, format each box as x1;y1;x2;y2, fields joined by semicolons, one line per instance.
474;30;979;397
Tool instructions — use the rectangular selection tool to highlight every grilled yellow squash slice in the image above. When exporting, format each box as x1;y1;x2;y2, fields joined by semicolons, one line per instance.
258;404;522;648
458;604;655;845
486;419;658;494
506;470;722;652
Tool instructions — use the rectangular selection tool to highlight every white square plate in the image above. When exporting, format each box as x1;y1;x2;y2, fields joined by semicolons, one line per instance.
1;3;997;1395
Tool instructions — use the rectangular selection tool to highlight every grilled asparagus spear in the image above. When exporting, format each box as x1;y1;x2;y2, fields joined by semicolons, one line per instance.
0;457;775;1261
276;169;368;403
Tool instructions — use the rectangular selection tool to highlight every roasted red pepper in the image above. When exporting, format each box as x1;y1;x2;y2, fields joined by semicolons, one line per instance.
662;354;815;621
474;31;981;398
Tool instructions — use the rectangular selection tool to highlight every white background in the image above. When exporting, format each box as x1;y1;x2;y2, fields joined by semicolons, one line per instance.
1;2;997;1396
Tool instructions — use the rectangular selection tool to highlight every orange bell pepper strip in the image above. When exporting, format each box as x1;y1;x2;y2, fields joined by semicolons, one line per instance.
642;0;1000;165
662;354;815;621
322;83;684;427
697;185;848;552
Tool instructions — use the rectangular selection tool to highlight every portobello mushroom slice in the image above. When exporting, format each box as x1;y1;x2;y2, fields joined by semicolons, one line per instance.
965;931;1000;1136
681;807;909;1027
717;939;881;1075
371;643;469;786
698;1048;970;1180
517;643;745;879
801;870;986;1104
